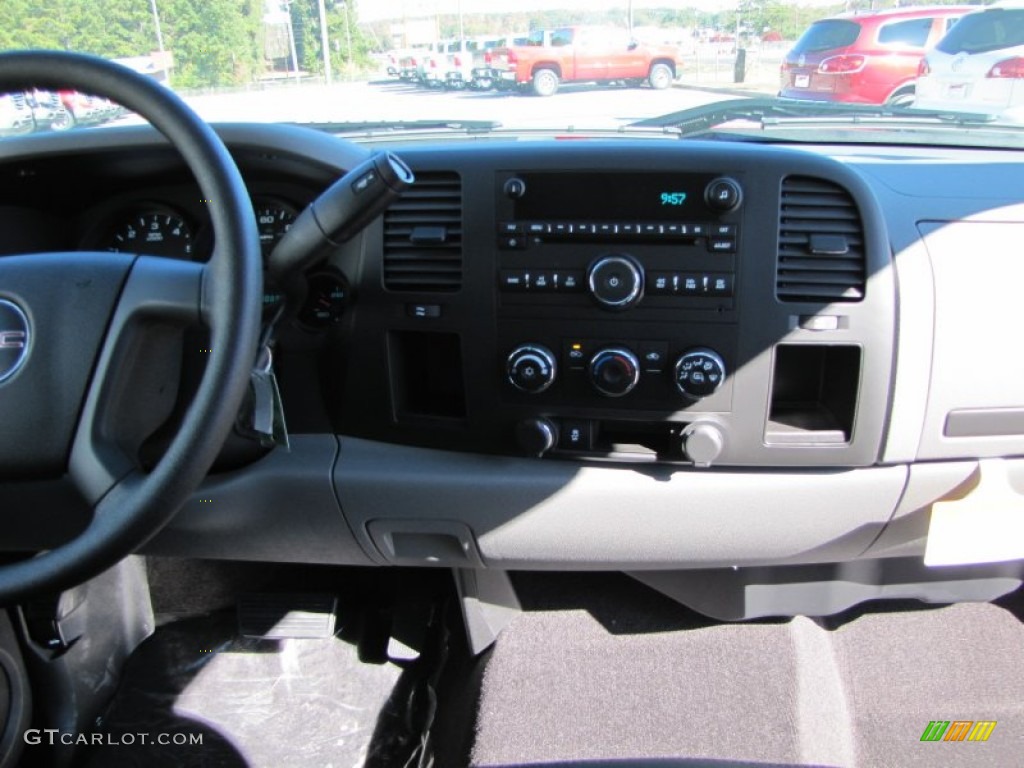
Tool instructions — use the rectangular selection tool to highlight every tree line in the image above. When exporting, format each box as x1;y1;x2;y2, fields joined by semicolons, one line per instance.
0;0;373;89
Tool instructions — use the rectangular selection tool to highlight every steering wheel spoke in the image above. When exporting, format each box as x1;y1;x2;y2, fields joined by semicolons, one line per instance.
68;256;207;506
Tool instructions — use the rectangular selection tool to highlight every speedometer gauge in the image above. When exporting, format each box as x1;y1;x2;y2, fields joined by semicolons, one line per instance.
107;209;194;259
254;199;298;257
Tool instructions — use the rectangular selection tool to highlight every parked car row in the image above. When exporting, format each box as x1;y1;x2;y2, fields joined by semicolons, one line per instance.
386;26;685;96
779;2;1024;121
0;88;123;136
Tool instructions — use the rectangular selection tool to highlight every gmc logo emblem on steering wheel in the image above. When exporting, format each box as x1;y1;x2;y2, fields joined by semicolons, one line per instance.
0;299;31;384
0;330;25;349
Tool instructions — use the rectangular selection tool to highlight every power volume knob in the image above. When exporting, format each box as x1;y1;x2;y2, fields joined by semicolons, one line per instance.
674;348;726;400
507;344;557;394
587;255;644;310
589;347;640;397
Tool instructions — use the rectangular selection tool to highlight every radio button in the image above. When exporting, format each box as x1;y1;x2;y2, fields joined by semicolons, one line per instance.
709;274;733;297
500;270;529;291
560;271;584;292
649;272;673;295
498;221;522;234
532;271;555;291
526;222;549;235
708;238;736;254
690;223;708;236
679;274;701;295
499;235;527;250
712;224;737;236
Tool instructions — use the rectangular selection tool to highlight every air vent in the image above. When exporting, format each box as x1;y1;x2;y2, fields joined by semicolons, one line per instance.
383;171;462;292
777;176;865;302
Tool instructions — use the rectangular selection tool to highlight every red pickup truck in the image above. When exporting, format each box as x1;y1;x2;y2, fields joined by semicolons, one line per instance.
491;26;682;96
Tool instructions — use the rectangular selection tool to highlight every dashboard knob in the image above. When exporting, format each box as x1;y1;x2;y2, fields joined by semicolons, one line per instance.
589;347;640;397
674;348;726;400
704;177;743;213
507;344;557;394
504;177;527;199
587;255;644;310
681;423;724;467
515;417;558;457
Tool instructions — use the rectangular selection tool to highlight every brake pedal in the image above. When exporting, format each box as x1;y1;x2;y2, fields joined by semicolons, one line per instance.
237;593;337;639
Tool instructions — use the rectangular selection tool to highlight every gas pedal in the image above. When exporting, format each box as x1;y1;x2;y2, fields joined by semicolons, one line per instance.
237;593;337;639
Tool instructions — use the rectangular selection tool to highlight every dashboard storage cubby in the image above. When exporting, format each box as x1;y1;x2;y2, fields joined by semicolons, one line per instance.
766;344;861;445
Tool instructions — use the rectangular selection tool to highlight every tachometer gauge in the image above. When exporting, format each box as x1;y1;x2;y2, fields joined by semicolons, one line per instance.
254;199;298;257
107;209;194;259
298;271;349;329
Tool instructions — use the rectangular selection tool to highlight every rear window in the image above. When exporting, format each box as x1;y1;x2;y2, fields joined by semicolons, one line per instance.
877;18;934;48
791;20;861;55
937;9;1024;55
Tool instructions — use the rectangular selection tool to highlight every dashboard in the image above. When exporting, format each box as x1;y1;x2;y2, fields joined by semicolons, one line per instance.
2;123;1024;621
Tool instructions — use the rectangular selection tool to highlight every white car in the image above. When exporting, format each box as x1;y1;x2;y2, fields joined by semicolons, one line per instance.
915;4;1024;121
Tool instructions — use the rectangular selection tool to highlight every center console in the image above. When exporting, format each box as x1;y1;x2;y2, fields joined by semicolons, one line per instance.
334;142;896;469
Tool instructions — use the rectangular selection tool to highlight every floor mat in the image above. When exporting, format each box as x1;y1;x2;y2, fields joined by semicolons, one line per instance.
469;573;1024;767
80;610;407;768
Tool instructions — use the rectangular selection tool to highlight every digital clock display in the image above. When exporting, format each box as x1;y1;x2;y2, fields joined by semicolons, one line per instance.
514;172;718;220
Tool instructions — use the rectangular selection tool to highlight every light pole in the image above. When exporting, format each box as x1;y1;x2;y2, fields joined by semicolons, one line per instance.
284;0;301;83
317;0;332;85
341;1;353;78
148;0;170;86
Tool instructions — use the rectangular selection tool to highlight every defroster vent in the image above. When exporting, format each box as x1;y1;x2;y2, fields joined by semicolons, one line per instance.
383;171;462;292
777;176;865;302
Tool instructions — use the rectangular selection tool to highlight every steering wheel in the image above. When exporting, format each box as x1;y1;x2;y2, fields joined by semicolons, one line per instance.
0;52;262;602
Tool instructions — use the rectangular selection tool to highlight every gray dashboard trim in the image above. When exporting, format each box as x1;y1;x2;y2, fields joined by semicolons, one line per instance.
334;436;908;570
145;434;371;565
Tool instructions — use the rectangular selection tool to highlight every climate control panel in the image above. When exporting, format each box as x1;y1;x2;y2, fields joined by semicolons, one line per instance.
504;340;728;403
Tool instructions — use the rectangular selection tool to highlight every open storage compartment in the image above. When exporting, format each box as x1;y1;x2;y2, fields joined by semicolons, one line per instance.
766;344;861;445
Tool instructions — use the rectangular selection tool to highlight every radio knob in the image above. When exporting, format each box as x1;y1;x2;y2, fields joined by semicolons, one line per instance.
587;255;644;310
503;177;527;199
674;348;726;400
704;177;743;213
589;347;640;397
507;344;557;394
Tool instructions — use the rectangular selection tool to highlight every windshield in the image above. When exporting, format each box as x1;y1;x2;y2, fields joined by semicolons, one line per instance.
3;1;1024;149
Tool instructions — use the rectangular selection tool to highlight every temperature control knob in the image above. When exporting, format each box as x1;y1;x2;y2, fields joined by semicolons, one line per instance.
507;344;557;394
589;347;641;397
587;255;644;310
674;348;726;400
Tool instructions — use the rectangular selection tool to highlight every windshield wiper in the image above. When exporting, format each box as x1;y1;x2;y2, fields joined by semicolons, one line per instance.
298;119;502;137
632;97;1007;138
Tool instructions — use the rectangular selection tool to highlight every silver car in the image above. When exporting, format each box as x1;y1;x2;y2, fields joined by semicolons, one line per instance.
915;4;1024;121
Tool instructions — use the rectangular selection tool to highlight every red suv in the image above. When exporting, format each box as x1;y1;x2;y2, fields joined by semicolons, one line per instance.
780;6;973;106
